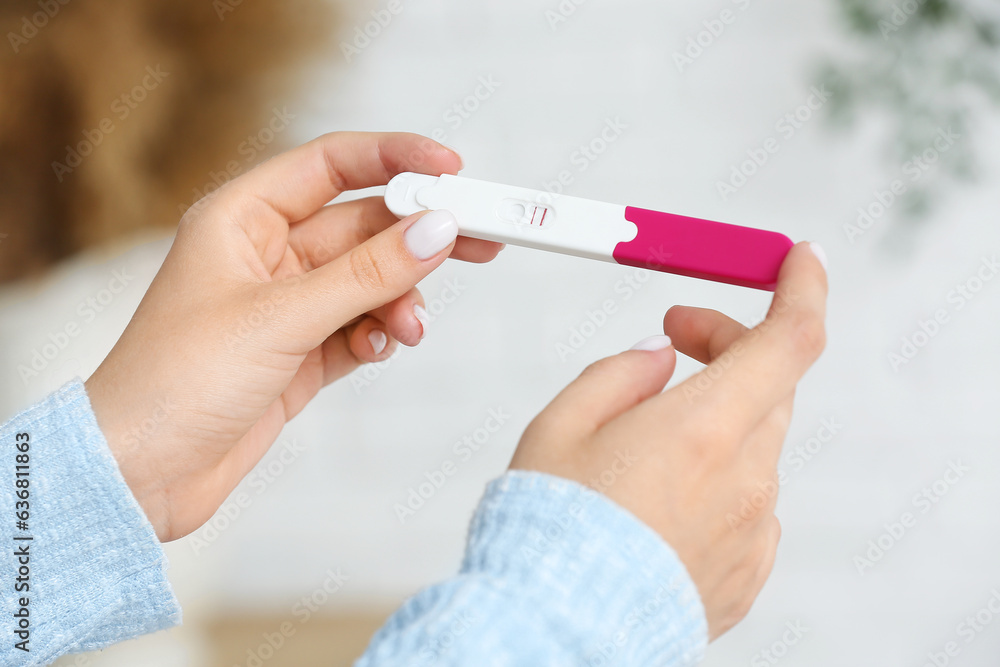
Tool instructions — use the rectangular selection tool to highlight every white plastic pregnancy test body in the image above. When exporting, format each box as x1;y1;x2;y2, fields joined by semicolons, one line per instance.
385;172;793;291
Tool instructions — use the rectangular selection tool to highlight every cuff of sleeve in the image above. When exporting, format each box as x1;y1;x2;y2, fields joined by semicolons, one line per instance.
462;470;708;666
1;379;181;663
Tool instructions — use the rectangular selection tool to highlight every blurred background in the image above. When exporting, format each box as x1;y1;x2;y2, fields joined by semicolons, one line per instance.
2;0;999;665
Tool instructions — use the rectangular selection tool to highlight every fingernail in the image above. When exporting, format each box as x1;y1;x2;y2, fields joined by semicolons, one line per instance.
444;145;465;170
809;242;828;271
405;210;459;260
413;304;431;340
369;330;387;356
630;335;673;352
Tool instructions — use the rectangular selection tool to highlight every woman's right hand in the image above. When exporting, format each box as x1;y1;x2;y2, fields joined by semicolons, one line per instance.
510;242;828;639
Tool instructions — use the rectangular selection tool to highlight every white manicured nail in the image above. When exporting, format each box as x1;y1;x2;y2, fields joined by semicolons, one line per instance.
631;335;673;352
404;210;459;260
444;145;465;170
369;330;387;356
413;305;431;340
810;242;828;271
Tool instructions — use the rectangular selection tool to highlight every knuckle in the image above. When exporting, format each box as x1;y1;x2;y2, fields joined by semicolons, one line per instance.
756;516;778;550
177;209;198;233
733;595;756;625
750;521;779;569
789;312;827;360
759;407;791;442
733;489;766;524
179;189;222;229
730;475;779;525
770;516;783;543
765;483;781;514
320;137;350;192
347;245;390;291
520;414;552;445
687;415;739;457
580;355;627;381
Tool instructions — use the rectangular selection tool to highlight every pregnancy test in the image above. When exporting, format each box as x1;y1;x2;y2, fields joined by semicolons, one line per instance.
385;172;793;291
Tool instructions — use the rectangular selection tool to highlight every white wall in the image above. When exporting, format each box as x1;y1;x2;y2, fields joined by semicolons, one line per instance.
6;0;1000;664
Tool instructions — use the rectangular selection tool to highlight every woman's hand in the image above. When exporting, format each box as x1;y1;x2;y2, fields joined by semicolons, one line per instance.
510;242;828;639
86;132;502;542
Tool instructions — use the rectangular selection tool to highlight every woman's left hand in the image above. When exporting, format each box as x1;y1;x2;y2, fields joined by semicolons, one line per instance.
86;132;502;542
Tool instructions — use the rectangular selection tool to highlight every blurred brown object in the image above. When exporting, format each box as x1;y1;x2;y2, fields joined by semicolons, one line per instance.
0;0;337;284
207;610;393;667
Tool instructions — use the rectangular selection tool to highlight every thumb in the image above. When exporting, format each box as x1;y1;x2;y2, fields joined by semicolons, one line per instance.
535;336;678;440
283;209;458;350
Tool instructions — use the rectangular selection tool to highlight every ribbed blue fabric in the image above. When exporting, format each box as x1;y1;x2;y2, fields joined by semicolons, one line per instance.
0;381;707;666
0;381;181;667
358;472;707;666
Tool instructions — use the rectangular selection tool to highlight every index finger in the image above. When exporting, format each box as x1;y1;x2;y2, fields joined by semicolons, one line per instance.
226;131;463;224
663;306;749;365
677;242;828;430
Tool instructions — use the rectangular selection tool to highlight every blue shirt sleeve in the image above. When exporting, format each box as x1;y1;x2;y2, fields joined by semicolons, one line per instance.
1;382;707;666
0;380;181;667
358;471;708;666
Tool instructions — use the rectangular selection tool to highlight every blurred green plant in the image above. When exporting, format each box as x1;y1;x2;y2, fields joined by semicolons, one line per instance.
818;0;1000;219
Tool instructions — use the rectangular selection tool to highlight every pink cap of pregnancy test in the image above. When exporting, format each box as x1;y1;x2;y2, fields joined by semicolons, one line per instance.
612;207;794;291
